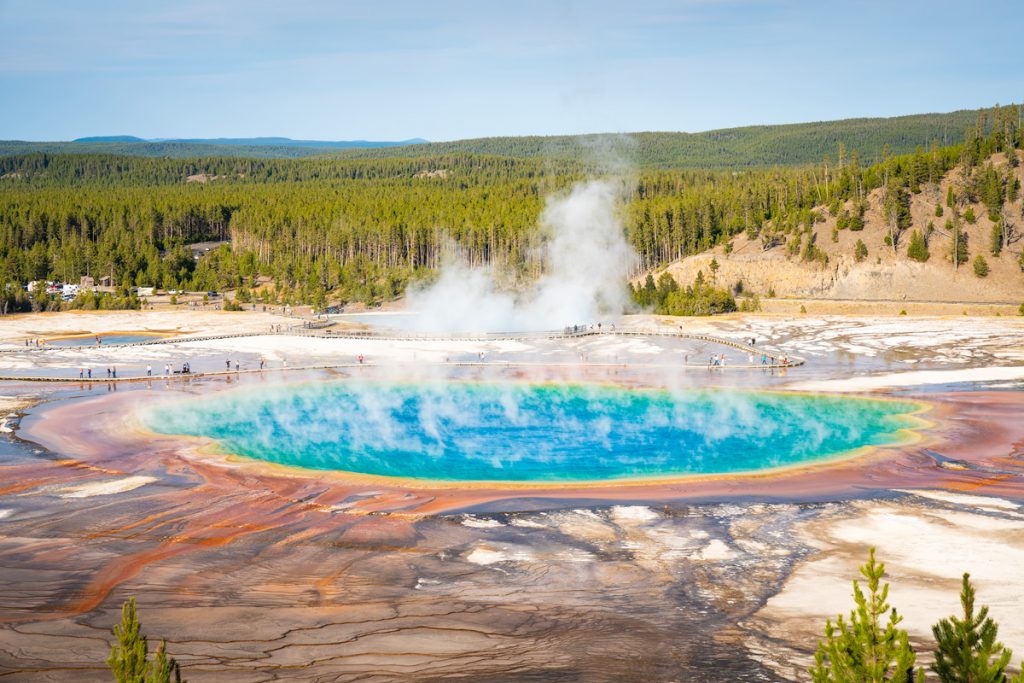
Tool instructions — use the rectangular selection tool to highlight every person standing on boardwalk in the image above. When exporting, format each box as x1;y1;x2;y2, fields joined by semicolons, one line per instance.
147;364;152;376
79;368;83;379
87;368;92;379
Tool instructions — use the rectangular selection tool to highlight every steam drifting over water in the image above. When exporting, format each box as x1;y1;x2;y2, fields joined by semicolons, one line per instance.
141;382;921;483
405;179;637;333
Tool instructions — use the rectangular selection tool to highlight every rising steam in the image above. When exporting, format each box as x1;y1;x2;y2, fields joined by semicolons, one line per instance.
405;179;637;333
142;382;920;482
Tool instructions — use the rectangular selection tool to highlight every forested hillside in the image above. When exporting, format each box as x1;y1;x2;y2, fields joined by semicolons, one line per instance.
2;105;1015;168
332;108;1001;169
1;106;1021;313
0;137;428;159
0;140;330;160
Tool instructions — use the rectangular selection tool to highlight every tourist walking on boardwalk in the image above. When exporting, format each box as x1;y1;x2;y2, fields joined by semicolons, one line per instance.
87;368;92;379
259;358;265;370
79;368;83;379
106;367;111;378
112;367;117;378
234;360;239;371
225;359;231;371
147;364;152;376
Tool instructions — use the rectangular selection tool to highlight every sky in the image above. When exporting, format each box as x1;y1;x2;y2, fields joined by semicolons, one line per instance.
1;0;1022;142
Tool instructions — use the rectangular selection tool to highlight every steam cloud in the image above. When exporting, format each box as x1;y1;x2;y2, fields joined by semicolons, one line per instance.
142;382;917;481
405;179;637;333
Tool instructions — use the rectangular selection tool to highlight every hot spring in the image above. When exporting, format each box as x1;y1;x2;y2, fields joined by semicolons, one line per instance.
141;382;923;483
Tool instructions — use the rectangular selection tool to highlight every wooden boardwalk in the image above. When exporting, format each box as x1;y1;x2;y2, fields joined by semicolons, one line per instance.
0;326;802;383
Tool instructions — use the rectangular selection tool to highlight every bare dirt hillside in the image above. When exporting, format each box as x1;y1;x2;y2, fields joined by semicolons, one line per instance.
658;152;1024;305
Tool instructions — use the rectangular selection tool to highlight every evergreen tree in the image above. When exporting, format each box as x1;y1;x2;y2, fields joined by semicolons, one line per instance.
991;221;1004;256
108;598;149;683
855;239;869;263
641;273;657;307
973;255;990;277
655;271;678;307
810;548;922;683
884;178;912;252
107;598;184;683
948;217;969;268
931;573;1012;683
907;230;930;262
146;641;182;683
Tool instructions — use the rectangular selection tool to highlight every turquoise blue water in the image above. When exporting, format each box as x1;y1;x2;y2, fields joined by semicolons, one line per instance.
142;382;921;482
48;334;160;346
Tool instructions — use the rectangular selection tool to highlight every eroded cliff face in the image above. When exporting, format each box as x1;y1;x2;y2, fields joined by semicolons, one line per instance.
664;251;1023;302
654;151;1024;304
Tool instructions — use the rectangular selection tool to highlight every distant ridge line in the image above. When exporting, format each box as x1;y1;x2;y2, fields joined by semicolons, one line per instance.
71;135;429;149
2;103;1018;167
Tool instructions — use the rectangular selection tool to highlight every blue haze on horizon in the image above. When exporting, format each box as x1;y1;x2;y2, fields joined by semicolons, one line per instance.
1;0;1022;142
